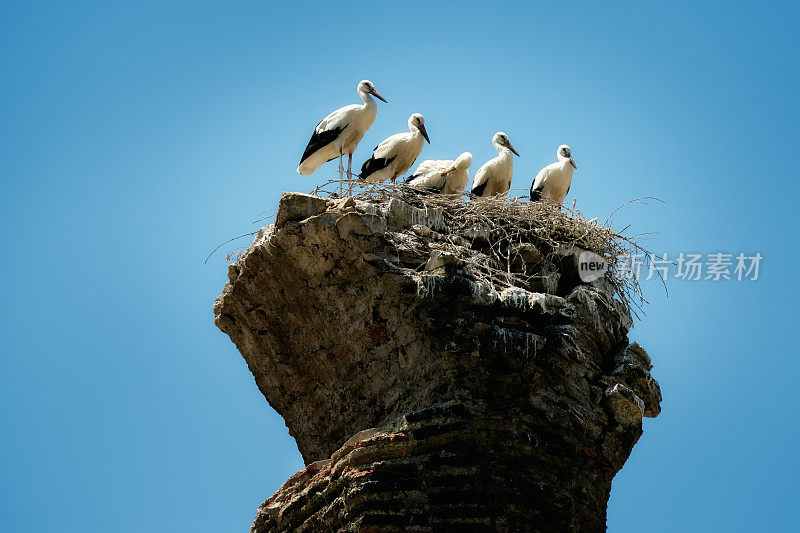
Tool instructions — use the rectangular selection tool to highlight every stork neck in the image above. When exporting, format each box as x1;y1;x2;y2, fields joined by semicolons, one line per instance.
497;146;514;158
557;159;576;175
360;92;377;107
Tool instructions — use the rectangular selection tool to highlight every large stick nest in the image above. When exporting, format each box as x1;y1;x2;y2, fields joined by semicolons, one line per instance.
308;179;653;318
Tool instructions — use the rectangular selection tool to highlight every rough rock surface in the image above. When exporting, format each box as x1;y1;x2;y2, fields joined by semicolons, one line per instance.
214;192;662;532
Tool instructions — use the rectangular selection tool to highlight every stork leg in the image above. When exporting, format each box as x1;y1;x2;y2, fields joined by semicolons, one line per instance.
338;154;344;194
346;153;354;195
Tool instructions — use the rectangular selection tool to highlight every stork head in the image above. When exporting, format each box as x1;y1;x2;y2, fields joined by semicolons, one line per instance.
358;80;387;103
455;152;473;169
557;144;577;169
493;132;519;156
409;113;430;143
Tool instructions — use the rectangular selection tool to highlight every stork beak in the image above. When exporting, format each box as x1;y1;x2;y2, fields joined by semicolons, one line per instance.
370;88;388;103
419;123;430;143
506;140;520;157
570;157;577;169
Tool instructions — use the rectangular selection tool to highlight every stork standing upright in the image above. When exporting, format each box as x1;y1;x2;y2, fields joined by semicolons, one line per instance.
529;145;577;204
470;132;520;197
360;113;430;183
297;80;387;180
406;152;472;194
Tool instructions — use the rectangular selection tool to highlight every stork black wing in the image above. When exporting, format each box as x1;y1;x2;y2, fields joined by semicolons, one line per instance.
429;181;446;193
530;186;543;201
471;180;488;197
421;183;445;194
359;155;396;180
405;176;444;194
299;123;348;165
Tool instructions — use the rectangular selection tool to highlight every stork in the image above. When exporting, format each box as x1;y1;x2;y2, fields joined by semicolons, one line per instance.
297;80;387;180
470;132;519;197
406;152;472;194
529;145;577;204
360;113;429;182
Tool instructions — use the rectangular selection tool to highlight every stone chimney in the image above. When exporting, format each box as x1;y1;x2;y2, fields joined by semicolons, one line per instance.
214;191;661;532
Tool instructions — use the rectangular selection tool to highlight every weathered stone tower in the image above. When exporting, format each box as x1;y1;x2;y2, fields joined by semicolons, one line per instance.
214;192;661;532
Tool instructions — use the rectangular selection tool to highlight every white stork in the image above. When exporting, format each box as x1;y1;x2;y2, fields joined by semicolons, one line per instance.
529;145;577;204
360;113;429;182
470;132;519;197
297;80;387;179
406;152;472;194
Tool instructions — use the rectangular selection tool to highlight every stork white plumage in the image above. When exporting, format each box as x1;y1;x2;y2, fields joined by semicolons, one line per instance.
529;145;577;204
406;152;472;194
297;80;387;179
360;113;430;183
470;132;520;197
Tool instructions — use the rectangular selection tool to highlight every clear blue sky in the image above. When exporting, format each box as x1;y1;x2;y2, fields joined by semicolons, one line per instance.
1;1;797;531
